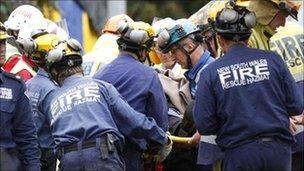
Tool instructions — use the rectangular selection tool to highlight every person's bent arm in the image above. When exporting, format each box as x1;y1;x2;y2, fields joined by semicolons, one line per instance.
105;83;168;146
13;84;40;171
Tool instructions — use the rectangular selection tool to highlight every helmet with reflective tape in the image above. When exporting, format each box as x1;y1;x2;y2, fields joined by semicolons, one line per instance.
214;0;256;41
156;18;200;53
117;21;155;51
208;0;250;21
46;38;82;71
269;0;301;20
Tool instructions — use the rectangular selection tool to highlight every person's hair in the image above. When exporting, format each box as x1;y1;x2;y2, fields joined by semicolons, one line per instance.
51;65;83;85
178;33;204;47
218;32;251;42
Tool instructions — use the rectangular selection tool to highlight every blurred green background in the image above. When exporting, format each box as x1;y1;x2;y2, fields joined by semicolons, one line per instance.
0;0;209;24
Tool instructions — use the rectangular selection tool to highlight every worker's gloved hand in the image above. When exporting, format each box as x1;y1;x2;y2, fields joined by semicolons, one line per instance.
159;132;173;161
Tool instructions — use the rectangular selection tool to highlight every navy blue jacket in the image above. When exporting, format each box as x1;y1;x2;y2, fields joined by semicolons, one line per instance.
0;69;40;170
26;69;56;149
94;53;168;150
43;75;167;148
194;44;303;150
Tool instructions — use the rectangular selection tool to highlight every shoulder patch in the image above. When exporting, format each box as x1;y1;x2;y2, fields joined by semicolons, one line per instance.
3;72;23;83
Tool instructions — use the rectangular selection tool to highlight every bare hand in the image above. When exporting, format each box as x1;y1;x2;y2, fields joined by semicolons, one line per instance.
289;118;298;134
188;131;201;147
291;112;304;125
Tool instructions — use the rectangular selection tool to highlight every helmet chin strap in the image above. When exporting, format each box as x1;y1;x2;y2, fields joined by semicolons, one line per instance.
177;41;199;69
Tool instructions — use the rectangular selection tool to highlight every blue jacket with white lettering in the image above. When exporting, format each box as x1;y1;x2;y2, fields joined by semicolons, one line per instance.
26;69;56;149
43;75;167;148
193;44;303;150
0;69;40;170
94;53;168;150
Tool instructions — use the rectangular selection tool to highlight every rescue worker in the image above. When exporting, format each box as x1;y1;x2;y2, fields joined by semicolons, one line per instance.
22;30;60;171
94;21;168;171
42;39;172;171
152;17;187;134
270;22;304;171
3;5;47;81
0;22;40;171
189;1;219;58
193;2;303;171
248;0;300;50
156;18;215;171
82;14;134;77
157;18;214;98
152;17;186;78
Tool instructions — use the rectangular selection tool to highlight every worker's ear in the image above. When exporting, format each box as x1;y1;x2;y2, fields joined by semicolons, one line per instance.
182;41;195;53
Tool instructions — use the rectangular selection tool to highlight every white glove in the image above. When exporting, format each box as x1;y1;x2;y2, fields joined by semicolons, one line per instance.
159;132;173;162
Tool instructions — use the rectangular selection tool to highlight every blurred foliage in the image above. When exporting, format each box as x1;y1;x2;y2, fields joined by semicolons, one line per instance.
0;0;55;21
128;0;210;23
1;0;210;24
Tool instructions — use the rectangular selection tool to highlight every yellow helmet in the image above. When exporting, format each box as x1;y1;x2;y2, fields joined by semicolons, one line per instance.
46;38;82;70
117;21;155;49
17;30;61;63
128;21;155;38
117;21;159;64
128;21;160;64
249;0;301;25
0;22;12;40
269;0;301;20
102;14;134;34
208;0;250;21
31;30;61;57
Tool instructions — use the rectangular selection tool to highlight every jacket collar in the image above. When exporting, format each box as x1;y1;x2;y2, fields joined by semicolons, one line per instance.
62;74;83;87
185;50;211;81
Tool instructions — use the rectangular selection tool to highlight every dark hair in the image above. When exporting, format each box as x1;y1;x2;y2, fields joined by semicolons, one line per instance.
51;65;83;85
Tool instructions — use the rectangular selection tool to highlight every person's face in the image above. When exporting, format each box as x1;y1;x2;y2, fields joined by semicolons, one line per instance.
202;30;217;57
269;11;289;30
169;45;188;69
156;49;176;69
0;39;6;67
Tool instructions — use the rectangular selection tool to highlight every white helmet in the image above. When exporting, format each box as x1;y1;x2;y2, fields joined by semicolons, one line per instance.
4;5;45;31
152;17;175;36
45;19;69;41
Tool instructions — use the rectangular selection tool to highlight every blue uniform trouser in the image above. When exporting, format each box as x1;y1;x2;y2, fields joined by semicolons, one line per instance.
41;148;57;171
222;139;291;171
57;135;125;171
123;143;144;171
58;147;124;171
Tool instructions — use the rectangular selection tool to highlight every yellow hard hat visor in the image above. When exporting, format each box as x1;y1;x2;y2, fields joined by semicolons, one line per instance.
32;34;61;60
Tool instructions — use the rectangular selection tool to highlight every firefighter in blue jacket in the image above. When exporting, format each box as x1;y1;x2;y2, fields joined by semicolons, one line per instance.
157;18;214;98
193;2;303;171
0;22;40;171
94;21;168;171
21;30;60;171
156;18;216;171
42;38;171;171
